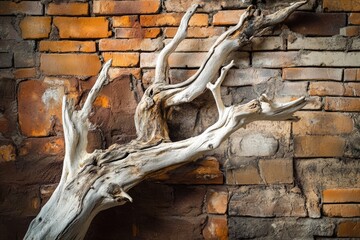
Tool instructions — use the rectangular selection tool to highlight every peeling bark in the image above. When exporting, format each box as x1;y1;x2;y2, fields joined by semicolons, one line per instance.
25;1;308;239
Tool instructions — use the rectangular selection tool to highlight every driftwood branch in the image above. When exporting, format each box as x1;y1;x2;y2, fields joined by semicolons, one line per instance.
25;1;307;239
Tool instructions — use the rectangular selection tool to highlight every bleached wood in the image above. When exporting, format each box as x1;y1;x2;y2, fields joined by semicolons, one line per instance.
25;1;308;239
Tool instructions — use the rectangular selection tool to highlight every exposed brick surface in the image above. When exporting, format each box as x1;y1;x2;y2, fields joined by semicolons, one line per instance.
163;37;216;52
226;165;263;185
0;1;42;15
20;17;51;39
323;0;360;12
323;189;360;203
115;28;161;39
213;10;245;25
344;69;360;81
349;13;360;25
288;37;347;50
164;26;225;38
0;144;16;162
99;38;163;51
14;68;36;79
340;26;360;37
102;52;139;67
283;68;342;81
206;189;228;214
325;97;360;111
54;17;110;39
337;221;360;237
140;13;208;27
113;16;139;28
259;159;293;184
93;0;160;15
203;216;228;240
323;204;360;217
0;53;12;68
40;54;101;76
39;41;96;53
294;136;345;157
47;3;88;16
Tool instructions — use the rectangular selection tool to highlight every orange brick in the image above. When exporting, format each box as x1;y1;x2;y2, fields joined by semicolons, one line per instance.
325;97;360;112
113;16;139;27
99;38;163;51
164;26;225;38
294;136;345;157
324;0;360;12
203;216;228;240
283;68;342;81
337;221;360;237
20;17;51;39
344;69;360;81
53;17;110;39
40;54;101;76
115;28;160;39
93;0;160;15
323;189;360;203
309;82;344;96
293;112;353;136
340;26;360;37
47;3;88;16
14;68;36;79
259;159;293;184
226;165;262;185
349;13;360;25
39;41;96;52
323;204;360;217
0;144;16;162
140;13;208;27
213;10;246;25
206;190;228;214
102;52;139;67
0;1;42;15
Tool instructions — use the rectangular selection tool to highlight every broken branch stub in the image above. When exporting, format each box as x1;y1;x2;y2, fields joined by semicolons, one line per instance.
25;1;307;239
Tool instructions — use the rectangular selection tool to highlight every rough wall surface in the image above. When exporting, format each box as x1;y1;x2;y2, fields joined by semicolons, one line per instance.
0;0;360;239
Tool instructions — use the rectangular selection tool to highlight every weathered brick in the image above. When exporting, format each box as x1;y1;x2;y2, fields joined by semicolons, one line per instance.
294;136;345;157
0;1;42;15
323;204;360;217
0;144;16;162
293;112;353;136
323;0;360;12
165;0;222;12
340;26;360;37
253;51;360;68
288;36;347;50
99;38;163;52
40;54;101;76
108;68;141;80
203;216;228;240
163;37;216;52
0;53;12;68
351;39;360;50
251;36;285;51
54;17;110;39
206;189;228;214
39;41;96;53
325;97;360;112
14;68;36;79
277;81;308;97
345;82;360;96
259;159;293;184
142;69;198;86
283;68;342;81
0;40;12;52
113;16;138;28
226;165;263;185
223;68;281;87
164;26;225;38
93;0;160;15
337;221;360;237
102;52;139;67
20;17;51;39
285;12;346;36
323;189;360;203
47;3;88;16
115;28;160;39
140;13;208;27
213;10;245;25
349;13;360;25
229;186;306;217
0;17;20;40
344;69;360;81
309;82;344;96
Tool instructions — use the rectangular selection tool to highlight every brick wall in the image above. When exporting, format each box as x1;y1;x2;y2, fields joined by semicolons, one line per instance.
0;0;360;239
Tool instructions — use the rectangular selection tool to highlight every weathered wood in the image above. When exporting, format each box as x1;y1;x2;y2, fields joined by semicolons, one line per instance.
25;1;307;239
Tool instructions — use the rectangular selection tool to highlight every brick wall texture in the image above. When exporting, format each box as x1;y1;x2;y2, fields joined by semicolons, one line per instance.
1;0;360;239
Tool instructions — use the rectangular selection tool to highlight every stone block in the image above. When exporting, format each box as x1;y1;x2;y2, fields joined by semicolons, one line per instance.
47;3;88;16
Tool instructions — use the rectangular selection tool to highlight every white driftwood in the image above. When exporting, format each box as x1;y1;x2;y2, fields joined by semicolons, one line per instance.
25;1;307;239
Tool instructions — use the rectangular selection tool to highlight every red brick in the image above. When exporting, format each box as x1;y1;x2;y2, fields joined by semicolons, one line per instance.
47;3;88;16
349;13;360;25
309;82;344;96
206;190;228;214
259;159;293;184
323;204;360;217
323;189;360;203
20;17;51;39
285;12;346;36
283;68;342;81
323;0;360;12
53;17;110;39
345;83;360;96
293;112;353;136
294;136;345;157
39;41;96;53
344;69;360;81
140;13;208;27
203;216;228;240
113;16;138;28
0;144;16;162
102;52;139;67
340;26;360;37
93;0;160;15
14;68;36;79
164;26;225;38
99;38;163;52
337;221;360;237
0;1;42;15
226;165;262;185
40;54;101;76
115;28;160;39
213;10;246;25
325;97;360;112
